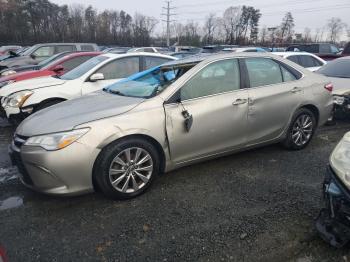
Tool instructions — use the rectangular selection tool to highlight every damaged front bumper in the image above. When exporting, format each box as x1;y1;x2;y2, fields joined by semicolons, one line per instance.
316;166;350;247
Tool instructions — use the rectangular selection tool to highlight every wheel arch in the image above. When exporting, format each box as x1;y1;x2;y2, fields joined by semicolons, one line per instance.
92;134;167;191
33;97;67;110
299;104;320;125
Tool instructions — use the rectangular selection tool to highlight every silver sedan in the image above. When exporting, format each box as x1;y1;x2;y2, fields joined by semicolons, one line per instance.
9;53;333;199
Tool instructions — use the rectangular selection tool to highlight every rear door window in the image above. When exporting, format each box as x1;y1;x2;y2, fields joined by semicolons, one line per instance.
299;55;322;68
245;58;283;87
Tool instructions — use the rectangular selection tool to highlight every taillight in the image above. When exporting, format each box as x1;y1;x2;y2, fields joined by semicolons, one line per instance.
324;83;333;92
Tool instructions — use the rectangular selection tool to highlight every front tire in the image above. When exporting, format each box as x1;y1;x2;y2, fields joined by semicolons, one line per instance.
283;108;316;150
94;138;160;200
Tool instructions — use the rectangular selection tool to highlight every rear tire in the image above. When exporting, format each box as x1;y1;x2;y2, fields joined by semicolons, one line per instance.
282;108;316;150
94;138;160;200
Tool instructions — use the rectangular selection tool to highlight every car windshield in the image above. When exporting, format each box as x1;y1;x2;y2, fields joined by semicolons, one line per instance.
60;56;108;80
37;53;67;69
317;59;350;78
105;63;196;98
21;45;37;56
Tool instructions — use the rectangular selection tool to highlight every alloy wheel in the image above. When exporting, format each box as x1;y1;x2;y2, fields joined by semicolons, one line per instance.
291;114;313;146
109;147;154;193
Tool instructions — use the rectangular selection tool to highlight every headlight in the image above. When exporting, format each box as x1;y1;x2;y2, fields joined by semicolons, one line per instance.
330;132;350;187
333;95;345;105
24;128;90;151
1;70;16;76
6;90;33;107
0;80;14;88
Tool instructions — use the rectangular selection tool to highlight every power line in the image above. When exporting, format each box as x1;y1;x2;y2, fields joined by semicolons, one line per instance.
161;1;176;47
178;4;350;21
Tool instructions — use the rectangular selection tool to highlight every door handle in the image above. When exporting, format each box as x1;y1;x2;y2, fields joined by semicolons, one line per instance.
291;87;302;93
232;99;247;105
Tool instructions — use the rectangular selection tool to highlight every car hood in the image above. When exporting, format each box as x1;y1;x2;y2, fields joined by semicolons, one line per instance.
16;91;145;137
0;70;40;82
0;56;35;67
327;77;350;95
0;76;66;96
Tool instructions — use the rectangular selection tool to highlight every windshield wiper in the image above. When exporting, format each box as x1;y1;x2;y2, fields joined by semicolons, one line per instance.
107;89;126;96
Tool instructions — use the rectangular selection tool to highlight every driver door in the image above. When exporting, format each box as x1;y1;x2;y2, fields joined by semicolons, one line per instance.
164;58;249;164
81;56;140;95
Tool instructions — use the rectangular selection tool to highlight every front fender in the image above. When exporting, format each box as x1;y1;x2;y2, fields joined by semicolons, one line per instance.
22;86;79;107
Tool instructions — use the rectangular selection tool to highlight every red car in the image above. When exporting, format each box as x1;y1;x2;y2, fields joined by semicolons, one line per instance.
0;52;101;88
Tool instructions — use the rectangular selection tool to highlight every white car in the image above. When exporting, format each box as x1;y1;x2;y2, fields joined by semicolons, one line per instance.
274;52;326;72
0;52;176;123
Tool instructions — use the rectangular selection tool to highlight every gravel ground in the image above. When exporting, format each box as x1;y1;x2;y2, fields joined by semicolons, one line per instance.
1;118;350;262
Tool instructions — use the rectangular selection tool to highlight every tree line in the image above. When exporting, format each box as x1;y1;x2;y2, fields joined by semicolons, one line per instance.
0;0;348;47
0;0;157;46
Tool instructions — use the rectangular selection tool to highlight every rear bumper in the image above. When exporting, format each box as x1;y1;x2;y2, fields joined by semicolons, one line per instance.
316;166;350;247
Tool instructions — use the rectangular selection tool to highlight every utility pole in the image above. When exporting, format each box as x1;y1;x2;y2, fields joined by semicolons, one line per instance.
161;1;176;47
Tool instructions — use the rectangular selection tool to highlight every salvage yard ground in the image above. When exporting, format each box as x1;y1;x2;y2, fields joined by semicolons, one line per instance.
1;118;350;262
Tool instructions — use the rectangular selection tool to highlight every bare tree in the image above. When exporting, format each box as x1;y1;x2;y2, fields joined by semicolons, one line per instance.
279;12;294;43
303;27;311;43
222;6;242;44
327;17;345;42
203;13;218;44
259;26;268;44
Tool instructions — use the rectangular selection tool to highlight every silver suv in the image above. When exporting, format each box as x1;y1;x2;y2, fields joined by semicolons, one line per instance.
9;53;333;199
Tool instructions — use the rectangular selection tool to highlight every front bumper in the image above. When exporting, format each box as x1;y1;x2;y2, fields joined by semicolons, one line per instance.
9;138;100;196
316;166;350;247
3;105;31;125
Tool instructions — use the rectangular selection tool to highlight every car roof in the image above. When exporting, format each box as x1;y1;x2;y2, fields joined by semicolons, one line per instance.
273;51;317;56
100;52;176;60
161;52;285;67
32;43;97;47
50;52;102;64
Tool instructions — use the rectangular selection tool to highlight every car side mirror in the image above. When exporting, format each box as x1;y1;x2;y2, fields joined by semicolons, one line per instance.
89;73;105;82
30;54;36;59
52;65;64;72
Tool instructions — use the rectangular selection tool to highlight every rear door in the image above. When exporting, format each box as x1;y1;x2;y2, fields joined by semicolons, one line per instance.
244;57;303;145
164;58;249;164
81;56;140;95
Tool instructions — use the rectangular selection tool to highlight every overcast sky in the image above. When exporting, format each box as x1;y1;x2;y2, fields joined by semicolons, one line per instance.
52;0;350;39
